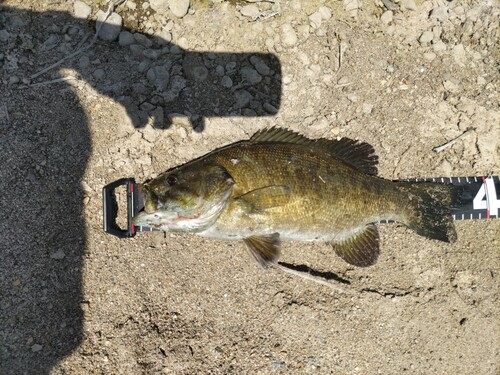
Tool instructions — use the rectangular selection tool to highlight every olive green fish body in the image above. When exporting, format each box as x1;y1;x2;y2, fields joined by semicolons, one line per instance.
133;128;457;268
200;142;406;241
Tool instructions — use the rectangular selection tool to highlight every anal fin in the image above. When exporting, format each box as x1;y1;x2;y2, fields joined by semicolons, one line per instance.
244;233;281;269
330;224;380;267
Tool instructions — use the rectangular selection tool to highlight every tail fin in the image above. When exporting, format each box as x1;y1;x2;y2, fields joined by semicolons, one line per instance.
397;182;458;243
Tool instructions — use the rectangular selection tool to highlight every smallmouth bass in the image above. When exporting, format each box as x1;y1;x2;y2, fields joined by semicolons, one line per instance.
133;128;457;268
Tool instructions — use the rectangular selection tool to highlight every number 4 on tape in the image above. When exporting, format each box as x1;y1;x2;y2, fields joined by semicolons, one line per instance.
473;176;499;218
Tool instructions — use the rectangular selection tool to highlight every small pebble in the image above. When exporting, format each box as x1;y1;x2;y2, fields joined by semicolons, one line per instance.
403;0;417;11
234;89;253;109
215;65;225;76
9;76;20;84
143;49;161;59
362;103;373;114
419;30;434;44
93;68;105;80
309;12;323;28
118;31;135;46
50;249;66;260
318;6;332;20
280;24;298;47
150;0;168;12
129;44;145;57
381;11;393;24
0;30;10;43
156;29;172;45
432;40;447;52
134;33;153;48
79;55;90;69
96;11;122;41
221;75;233;88
476;76;486;85
73;0;92;19
240;4;260;18
31;344;43;352
423;52;436;61
240;67;262;85
147;65;170;90
170;0;190;18
263;102;278;114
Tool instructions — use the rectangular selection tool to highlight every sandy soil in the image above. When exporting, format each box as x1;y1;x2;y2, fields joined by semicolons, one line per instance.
1;0;499;374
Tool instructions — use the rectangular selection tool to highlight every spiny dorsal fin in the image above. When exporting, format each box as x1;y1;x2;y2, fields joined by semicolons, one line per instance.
250;127;378;175
330;224;380;267
244;233;281;269
250;127;312;144
236;185;291;213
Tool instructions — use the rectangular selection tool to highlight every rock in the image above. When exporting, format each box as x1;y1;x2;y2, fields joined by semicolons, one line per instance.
438;159;452;176
0;30;9;42
430;6;449;23
169;0;190;18
423;52;436;61
309;12;322;28
93;68;105;80
280;24;297;47
9;76;19;84
263;102;278;114
419;30;434;44
150;0;168;12
452;44;466;66
31;344;43;352
134;33;153;48
147;65;170;90
476;76;486;85
126;0;137;10
433;40;447;52
220;75;232;88
138;60;152;73
118;31;135;46
73;1;92;19
215;65;225;76
50;249;66;260
344;0;361;13
250;57;271;75
79;55;90;69
156;29;172;45
381;11;393;24
362;103;373;115
143;49;161;60
319;6;332;20
403;0;417;11
234;89;253;109
347;93;357;103
240;4;259;18
182;54;208;82
129;44;145;57
96;10;122;41
240;67;262;85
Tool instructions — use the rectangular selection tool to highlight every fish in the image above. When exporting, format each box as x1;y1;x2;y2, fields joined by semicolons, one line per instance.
132;127;457;268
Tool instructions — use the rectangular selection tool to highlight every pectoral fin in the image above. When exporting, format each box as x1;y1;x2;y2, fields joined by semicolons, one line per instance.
330;224;380;267
237;186;291;213
244;233;281;269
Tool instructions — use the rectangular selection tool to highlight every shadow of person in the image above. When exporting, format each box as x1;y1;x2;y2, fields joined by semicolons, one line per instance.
0;3;281;374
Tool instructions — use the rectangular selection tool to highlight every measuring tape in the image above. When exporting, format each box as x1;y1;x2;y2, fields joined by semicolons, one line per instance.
103;175;499;238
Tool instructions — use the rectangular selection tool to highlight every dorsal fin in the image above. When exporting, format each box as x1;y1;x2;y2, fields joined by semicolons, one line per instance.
250;127;312;144
250;127;378;175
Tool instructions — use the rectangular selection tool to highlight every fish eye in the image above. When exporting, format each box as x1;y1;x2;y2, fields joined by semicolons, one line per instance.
167;175;178;186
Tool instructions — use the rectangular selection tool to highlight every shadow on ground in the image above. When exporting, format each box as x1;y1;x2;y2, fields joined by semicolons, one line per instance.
0;4;281;373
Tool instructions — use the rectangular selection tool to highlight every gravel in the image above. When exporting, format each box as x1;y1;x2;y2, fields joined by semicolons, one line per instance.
96;11;122;41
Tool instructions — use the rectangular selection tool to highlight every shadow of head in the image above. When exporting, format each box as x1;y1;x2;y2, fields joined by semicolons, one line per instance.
2;2;282;132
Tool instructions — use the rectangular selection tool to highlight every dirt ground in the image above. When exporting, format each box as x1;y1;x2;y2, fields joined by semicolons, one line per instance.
1;0;499;374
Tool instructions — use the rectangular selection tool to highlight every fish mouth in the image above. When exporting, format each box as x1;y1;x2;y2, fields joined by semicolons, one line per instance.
131;180;234;232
